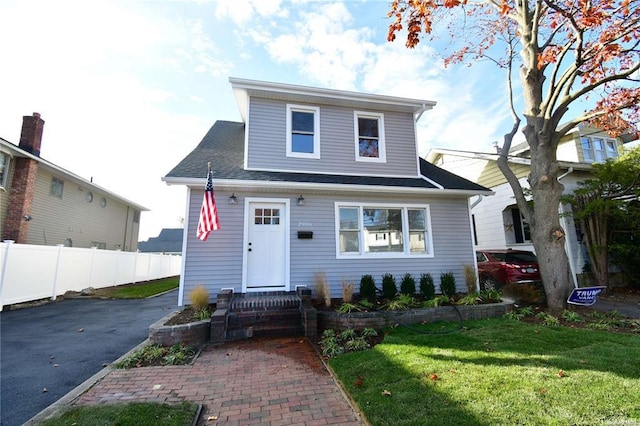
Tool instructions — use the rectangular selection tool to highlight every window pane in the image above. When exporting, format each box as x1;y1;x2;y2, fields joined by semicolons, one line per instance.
339;208;359;230
593;138;606;162
408;209;425;230
409;231;426;253
50;177;64;198
291;134;314;153
358;117;379;137
340;231;359;253
292;111;314;132
363;208;403;252
0;152;7;185
408;209;427;253
359;139;379;158
581;138;593;162
606;140;617;158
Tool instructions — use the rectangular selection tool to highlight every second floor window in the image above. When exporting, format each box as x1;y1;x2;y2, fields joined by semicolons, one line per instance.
581;136;618;163
355;111;386;162
286;104;320;159
50;177;64;198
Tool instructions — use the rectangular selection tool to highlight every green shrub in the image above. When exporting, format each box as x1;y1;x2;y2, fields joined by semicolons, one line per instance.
419;273;435;299
400;273;416;296
319;327;378;358
382;273;397;299
440;272;457;296
384;294;415;310
359;274;377;301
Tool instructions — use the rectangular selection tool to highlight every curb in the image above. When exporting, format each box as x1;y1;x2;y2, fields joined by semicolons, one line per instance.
23;338;152;424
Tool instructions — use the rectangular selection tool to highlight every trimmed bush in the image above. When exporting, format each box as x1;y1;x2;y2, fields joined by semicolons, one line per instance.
400;273;416;296
382;273;397;300
419;273;435;299
440;272;457;296
359;274;377;301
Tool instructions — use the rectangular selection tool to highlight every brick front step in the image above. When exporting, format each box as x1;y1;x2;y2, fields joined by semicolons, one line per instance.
226;309;304;340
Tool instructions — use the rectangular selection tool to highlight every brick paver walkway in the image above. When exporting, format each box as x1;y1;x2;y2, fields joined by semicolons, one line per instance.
74;337;365;425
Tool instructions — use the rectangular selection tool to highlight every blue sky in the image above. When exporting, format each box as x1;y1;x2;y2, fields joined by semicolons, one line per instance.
0;0;515;241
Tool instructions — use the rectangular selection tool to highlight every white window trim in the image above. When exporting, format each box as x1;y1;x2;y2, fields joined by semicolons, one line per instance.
581;136;618;163
286;104;320;159
354;111;386;163
334;202;433;259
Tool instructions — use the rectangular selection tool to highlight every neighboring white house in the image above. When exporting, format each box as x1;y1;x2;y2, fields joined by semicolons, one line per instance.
163;78;492;304
426;125;630;285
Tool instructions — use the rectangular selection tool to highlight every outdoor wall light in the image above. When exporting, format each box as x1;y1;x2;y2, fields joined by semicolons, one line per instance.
229;193;237;205
23;214;32;221
297;195;305;206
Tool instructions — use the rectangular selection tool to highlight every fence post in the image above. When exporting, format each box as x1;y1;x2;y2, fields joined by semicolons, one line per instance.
88;247;97;288
51;244;64;301
0;240;15;312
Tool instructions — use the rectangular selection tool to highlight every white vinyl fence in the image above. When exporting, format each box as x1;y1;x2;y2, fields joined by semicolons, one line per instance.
0;240;182;310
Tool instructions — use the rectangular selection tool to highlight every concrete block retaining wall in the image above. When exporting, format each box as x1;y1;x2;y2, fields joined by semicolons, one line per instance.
317;301;513;332
149;311;210;347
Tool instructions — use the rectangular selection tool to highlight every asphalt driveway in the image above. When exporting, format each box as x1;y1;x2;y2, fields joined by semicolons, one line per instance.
0;291;179;426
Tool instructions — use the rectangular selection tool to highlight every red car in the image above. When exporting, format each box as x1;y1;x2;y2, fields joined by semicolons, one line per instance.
476;249;542;290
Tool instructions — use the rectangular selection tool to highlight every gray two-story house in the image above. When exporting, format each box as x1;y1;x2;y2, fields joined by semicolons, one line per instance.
164;78;491;305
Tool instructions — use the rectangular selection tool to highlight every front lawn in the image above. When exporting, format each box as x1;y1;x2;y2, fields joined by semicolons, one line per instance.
329;318;640;425
95;276;179;298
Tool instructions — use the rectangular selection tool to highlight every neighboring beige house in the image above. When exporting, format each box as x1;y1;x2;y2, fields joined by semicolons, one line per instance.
426;124;632;285
0;113;148;251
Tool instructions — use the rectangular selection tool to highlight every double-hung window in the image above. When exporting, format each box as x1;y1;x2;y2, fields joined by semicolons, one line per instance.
50;177;64;198
335;203;432;258
354;111;386;162
0;151;10;189
286;104;320;159
581;136;618;163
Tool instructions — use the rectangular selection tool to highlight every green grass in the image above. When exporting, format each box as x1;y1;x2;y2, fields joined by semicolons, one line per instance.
40;401;198;426
102;276;179;298
329;318;640;425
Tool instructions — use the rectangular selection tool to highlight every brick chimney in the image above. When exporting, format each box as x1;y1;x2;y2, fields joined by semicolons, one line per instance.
19;112;45;156
2;113;45;243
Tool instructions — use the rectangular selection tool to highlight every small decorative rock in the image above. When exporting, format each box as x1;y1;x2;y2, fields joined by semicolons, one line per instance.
80;287;96;296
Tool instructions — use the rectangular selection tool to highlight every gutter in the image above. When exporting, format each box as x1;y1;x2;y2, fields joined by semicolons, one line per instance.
162;177;494;197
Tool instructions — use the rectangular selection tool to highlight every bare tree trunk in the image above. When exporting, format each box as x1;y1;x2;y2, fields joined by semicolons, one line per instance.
526;133;574;315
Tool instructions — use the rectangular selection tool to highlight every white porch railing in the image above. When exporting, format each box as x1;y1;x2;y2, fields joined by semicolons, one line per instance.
0;240;182;310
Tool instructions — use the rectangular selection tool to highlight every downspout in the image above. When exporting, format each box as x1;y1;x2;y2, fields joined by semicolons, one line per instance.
558;167;578;287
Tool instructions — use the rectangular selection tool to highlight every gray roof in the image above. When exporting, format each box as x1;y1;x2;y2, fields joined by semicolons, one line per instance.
138;228;183;253
165;120;489;193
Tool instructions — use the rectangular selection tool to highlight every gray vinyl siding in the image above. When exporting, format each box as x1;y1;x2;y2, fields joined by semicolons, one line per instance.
182;189;245;299
246;97;419;177
182;189;476;301
26;168;140;251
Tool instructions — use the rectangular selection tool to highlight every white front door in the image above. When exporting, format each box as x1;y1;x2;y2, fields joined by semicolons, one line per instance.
244;200;289;292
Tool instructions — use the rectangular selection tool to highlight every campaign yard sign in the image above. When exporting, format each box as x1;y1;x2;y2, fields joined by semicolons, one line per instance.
567;286;607;306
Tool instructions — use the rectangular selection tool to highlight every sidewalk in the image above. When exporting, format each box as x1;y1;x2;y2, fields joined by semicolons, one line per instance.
62;337;365;425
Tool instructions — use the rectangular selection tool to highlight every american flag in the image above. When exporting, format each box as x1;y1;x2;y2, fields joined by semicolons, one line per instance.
196;168;220;241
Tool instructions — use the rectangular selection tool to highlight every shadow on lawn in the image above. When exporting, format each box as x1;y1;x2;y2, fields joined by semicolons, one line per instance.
385;319;640;379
